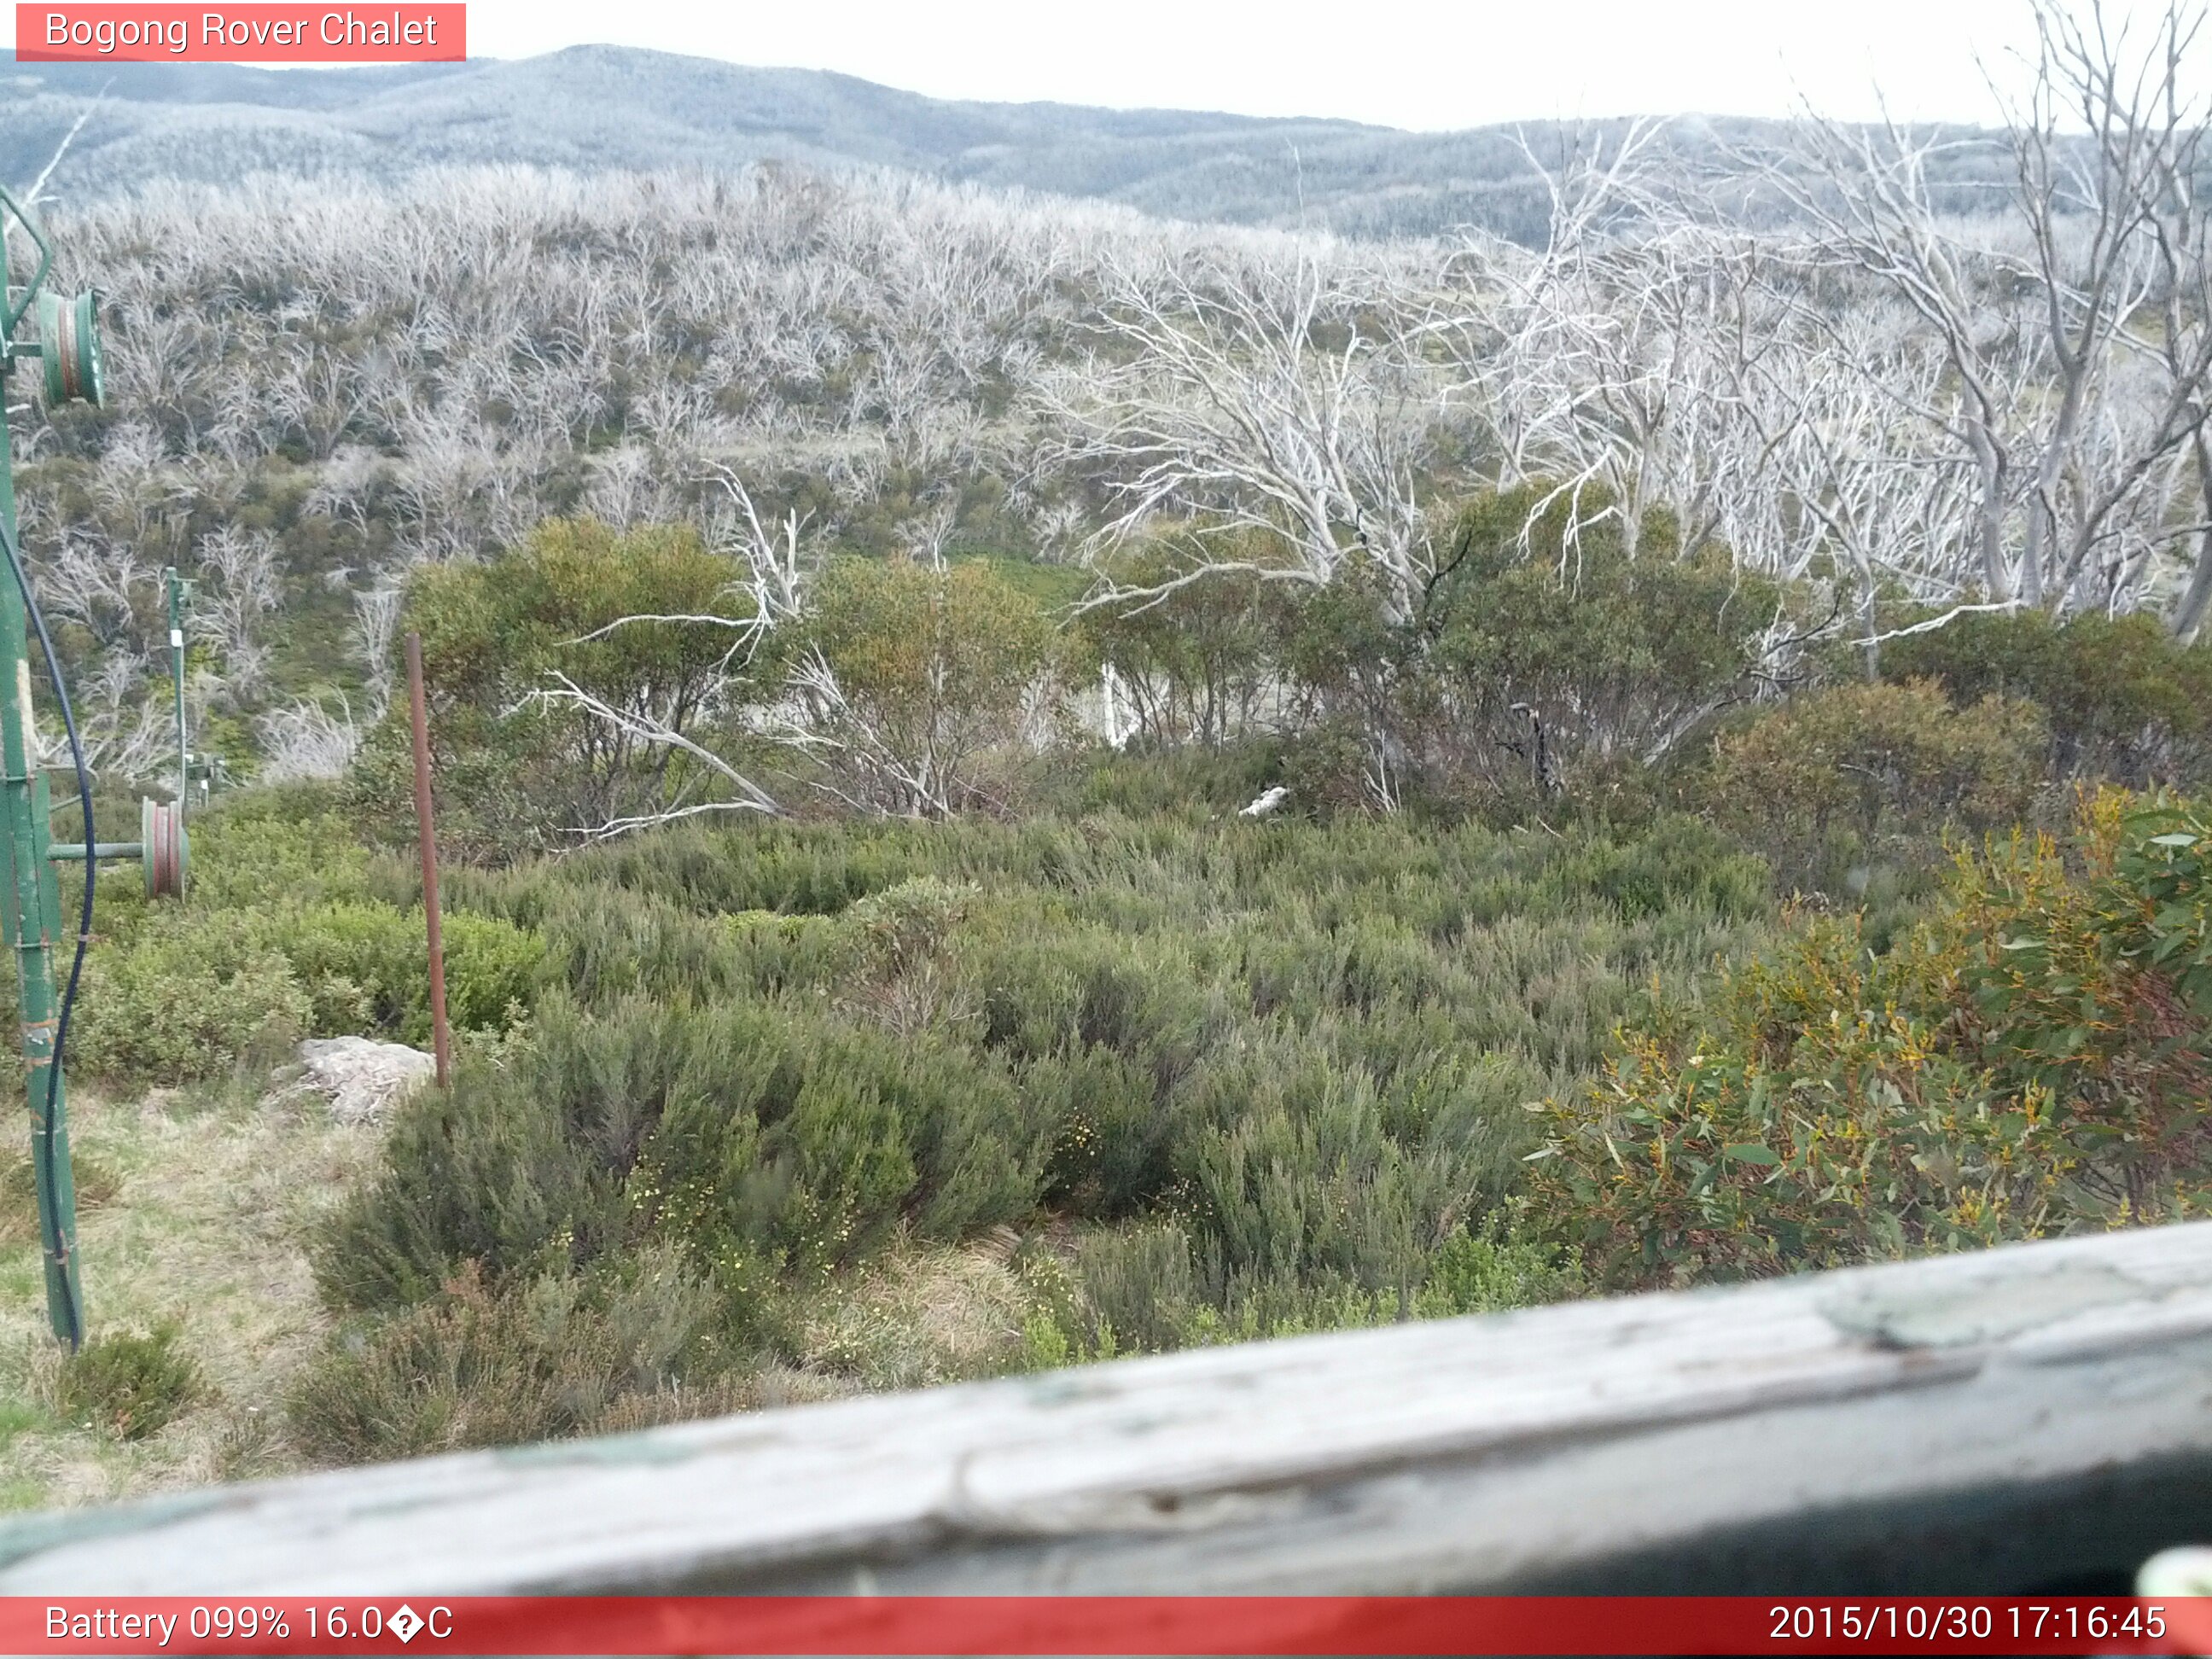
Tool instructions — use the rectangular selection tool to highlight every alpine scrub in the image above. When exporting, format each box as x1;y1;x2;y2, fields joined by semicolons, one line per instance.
1527;791;2212;1288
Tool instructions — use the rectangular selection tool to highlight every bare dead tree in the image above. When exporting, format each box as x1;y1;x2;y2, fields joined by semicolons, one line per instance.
194;523;282;696
352;580;405;719
32;525;153;649
34;77;2212;799
1041;248;1445;621
68;649;197;783
258;695;364;782
1761;0;2212;625
701;464;815;640
896;498;960;570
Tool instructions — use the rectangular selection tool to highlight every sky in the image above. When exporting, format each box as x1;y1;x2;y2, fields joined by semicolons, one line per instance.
449;0;2080;130
0;1;2186;129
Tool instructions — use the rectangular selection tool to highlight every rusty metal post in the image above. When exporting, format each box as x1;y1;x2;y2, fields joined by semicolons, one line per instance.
405;632;451;1088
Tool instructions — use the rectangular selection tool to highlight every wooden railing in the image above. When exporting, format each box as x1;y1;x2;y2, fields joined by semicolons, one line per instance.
3;1221;2211;1594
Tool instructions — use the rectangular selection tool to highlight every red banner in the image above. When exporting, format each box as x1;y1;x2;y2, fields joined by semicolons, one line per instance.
15;5;464;62
1;1597;2209;1656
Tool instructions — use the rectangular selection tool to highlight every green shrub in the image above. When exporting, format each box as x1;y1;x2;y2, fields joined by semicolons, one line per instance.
277;902;544;1042
288;1254;719;1464
1701;680;2046;893
1880;610;2212;784
1173;1050;1468;1301
535;884;747;1006
1527;790;2212;1289
316;991;1055;1312
60;1324;205;1441
183;802;373;911
2101;798;2212;1011
1067;1221;1203;1353
640;1001;1048;1277
61;800;543;1086
1537;814;1769;922
71;895;540;1086
1051;743;1286;820
311;806;1776;1368
1412;1224;1586;1317
72;920;312;1086
1059;1214;1578;1351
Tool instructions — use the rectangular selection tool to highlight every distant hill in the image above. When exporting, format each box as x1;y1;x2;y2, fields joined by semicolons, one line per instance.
0;44;1846;240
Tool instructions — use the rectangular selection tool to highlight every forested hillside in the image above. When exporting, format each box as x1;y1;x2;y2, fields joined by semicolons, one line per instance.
3;5;2210;1498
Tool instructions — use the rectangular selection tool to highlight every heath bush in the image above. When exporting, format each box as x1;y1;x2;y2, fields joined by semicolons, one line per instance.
288;1253;720;1464
61;1324;206;1441
1701;680;2047;892
1881;609;2212;785
1528;791;2212;1289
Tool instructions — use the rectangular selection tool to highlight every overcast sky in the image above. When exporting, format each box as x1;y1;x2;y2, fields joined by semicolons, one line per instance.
0;2;2186;128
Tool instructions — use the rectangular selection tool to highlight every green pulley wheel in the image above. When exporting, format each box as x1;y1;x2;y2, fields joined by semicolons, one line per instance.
37;289;102;408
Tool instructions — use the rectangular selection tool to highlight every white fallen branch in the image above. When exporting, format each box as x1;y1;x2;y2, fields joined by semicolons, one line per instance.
525;671;782;833
1847;601;2025;649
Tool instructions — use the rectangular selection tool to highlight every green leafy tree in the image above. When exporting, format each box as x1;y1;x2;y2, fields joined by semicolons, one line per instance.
1079;532;1303;748
1423;486;1784;786
1278;483;1784;812
1879;609;2212;785
355;519;775;856
787;557;1059;817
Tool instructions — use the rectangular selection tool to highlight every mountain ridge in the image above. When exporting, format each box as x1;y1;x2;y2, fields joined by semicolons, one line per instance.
0;44;2013;239
0;44;1759;237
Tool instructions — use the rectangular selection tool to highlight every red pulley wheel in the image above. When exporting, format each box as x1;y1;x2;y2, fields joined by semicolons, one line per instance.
140;797;187;900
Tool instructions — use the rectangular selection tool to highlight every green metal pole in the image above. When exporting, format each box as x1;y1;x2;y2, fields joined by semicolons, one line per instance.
0;222;82;1347
48;842;143;863
166;568;186;813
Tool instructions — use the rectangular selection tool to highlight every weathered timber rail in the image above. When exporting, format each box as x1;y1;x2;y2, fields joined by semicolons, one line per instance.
5;1222;2212;1594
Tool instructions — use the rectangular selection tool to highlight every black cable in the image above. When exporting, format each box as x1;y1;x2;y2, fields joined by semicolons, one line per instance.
0;514;88;1352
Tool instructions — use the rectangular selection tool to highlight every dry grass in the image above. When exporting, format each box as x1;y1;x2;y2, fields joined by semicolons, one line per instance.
0;1087;1056;1507
0;1080;379;1511
795;1227;1042;1391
